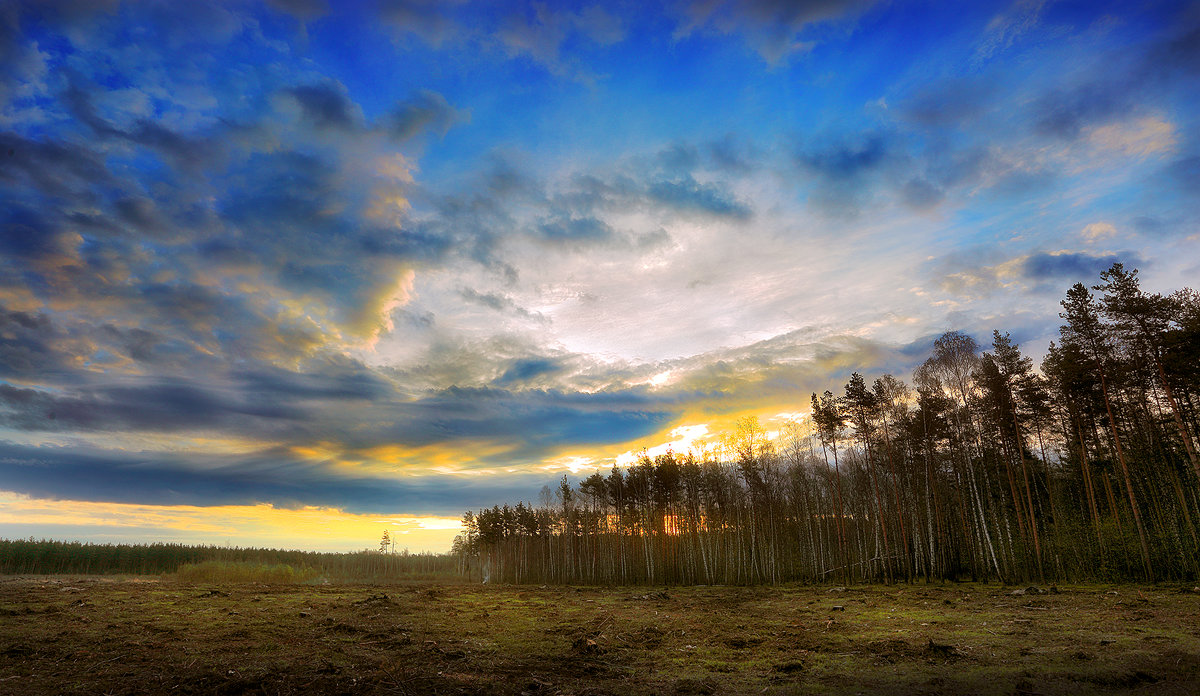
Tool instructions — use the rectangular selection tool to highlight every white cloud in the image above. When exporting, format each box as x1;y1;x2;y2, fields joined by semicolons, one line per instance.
1086;116;1177;158
1081;221;1118;242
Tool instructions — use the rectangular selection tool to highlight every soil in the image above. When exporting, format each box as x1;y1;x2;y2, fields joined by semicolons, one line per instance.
2;577;1199;695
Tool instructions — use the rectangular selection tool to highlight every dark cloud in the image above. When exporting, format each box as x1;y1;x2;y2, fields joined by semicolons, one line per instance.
0;3;29;107
397;387;670;454
900;177;943;210
1144;9;1200;80
234;359;392;402
0;440;552;515
0;133;114;199
132;122;212;169
1131;215;1167;235
114;197;165;233
62;78;218;170
0;205;72;261
459;288;546;322
496;357;563;387
97;325;169;364
798;133;891;180
1021;251;1143;283
265;0;329;21
385;89;464;141
1032;83;1131;140
0;379;304;433
0;355;675;463
656;143;700;175
536;215;615;243
924;145;991;191
646;177;751;219
0;308;59;377
287;83;359;131
1166;155;1199;196
796;132;899;216
903;77;996;129
706;134;757;174
1020;9;1200;146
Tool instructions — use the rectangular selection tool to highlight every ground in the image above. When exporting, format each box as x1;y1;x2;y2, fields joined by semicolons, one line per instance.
1;577;1198;695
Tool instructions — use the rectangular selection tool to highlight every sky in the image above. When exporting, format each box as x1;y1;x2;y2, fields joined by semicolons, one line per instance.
1;0;1198;553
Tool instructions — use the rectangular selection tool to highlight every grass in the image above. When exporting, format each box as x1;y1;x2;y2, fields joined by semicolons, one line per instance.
170;561;321;584
1;578;1198;694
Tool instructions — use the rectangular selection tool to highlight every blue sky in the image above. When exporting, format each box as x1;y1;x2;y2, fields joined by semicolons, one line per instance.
1;0;1198;551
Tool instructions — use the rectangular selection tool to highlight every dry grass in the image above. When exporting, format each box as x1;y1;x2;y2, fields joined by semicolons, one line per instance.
170;561;321;584
1;577;1198;694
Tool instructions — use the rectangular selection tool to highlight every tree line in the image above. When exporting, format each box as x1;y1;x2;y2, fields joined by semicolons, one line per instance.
454;264;1200;585
0;538;460;581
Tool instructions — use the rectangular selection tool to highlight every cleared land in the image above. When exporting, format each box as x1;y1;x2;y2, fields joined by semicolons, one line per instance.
1;578;1198;695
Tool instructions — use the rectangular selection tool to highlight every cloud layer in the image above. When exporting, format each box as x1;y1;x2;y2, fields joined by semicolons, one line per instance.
2;0;1198;549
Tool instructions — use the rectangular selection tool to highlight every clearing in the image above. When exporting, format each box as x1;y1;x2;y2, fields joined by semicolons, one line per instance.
1;577;1198;694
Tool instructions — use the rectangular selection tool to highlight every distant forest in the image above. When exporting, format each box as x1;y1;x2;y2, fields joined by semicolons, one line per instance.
0;539;457;581
454;264;1200;585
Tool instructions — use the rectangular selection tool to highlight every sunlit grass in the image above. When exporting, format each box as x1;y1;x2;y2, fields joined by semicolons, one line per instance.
171;561;320;584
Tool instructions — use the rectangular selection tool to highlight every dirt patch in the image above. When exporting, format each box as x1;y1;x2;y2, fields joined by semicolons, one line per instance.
1;580;1199;695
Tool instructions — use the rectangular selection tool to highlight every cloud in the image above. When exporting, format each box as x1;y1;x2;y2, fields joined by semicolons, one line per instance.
0;308;61;378
3;0;1198;540
458;287;547;323
496;357;565;387
1080;222;1117;242
492;3;628;80
674;0;876;63
1085;116;1177;158
385;89;465;141
286;82;361;131
798;133;892;180
902;77;997;129
63;76;220;170
933;249;1147;300
796;132;900;215
900;178;944;211
1033;82;1134;141
0;440;550;515
535;214;613;244
645;177;752;220
1021;250;1140;282
376;0;463;46
974;0;1046;62
1166;155;1200;196
0;204;76;262
265;0;329;21
0;132;114;198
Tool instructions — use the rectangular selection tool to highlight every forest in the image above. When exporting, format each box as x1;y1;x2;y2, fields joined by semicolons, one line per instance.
0;538;458;581
454;264;1200;586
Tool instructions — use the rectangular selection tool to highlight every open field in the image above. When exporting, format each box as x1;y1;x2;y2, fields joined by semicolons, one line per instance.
1;578;1199;695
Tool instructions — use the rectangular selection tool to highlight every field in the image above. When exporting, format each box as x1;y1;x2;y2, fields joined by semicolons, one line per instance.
2;578;1199;695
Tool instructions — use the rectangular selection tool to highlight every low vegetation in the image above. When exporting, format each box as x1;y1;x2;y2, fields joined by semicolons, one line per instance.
171;561;320;584
1;577;1198;695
